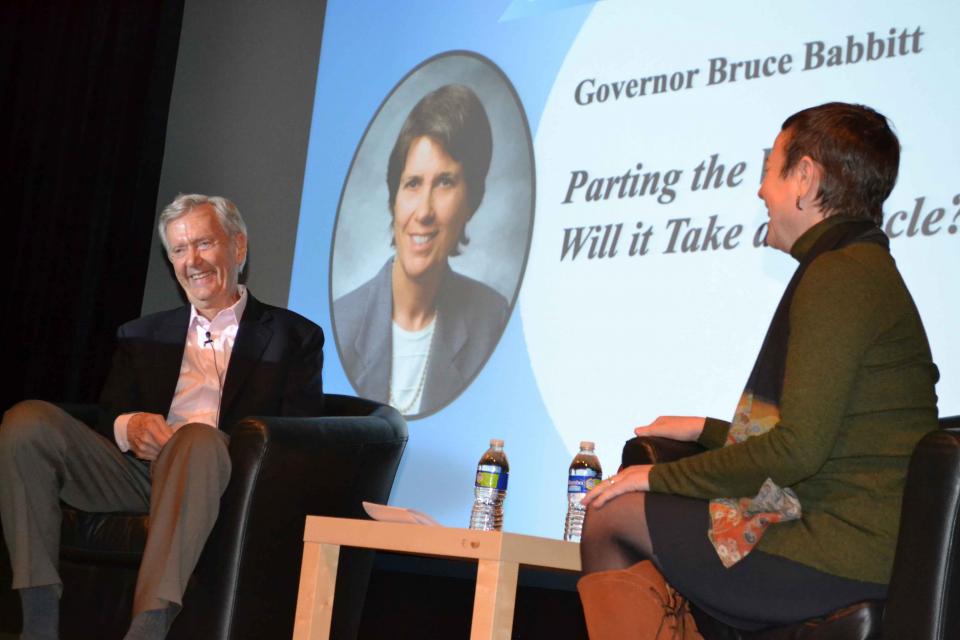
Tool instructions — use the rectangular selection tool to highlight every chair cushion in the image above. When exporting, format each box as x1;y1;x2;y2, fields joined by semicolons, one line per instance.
692;601;883;640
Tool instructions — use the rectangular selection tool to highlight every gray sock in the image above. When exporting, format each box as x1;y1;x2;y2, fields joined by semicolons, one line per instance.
19;585;59;640
123;604;179;640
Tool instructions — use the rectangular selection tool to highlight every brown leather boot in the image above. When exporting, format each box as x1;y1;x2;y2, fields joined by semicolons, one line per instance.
577;560;703;639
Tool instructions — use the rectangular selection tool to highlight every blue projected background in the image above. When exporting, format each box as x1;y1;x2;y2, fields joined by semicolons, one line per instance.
289;0;960;538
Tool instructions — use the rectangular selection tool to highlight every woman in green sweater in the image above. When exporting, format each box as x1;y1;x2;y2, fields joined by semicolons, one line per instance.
577;102;939;638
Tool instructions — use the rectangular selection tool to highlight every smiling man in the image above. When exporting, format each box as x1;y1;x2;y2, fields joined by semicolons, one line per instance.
0;194;325;640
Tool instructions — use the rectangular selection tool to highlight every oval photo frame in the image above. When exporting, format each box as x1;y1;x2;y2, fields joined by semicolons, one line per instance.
329;51;536;419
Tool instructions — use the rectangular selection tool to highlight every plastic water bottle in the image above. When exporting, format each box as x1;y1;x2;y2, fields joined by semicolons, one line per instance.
564;441;602;542
469;439;509;531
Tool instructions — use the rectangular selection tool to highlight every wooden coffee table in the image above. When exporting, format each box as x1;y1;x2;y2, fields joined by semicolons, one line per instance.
292;516;581;640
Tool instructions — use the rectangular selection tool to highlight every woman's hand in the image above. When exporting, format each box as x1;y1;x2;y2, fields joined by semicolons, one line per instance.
581;465;652;510
634;416;706;442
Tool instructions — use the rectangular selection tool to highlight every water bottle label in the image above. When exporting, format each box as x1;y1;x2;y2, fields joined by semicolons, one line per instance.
568;469;599;493
476;464;508;490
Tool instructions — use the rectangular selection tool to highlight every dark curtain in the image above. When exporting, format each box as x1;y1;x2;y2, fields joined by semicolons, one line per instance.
0;0;184;412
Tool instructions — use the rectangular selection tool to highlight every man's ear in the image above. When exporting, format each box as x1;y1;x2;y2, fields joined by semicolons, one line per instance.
235;233;248;266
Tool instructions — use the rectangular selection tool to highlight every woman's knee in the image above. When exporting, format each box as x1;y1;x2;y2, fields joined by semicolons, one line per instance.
581;492;651;560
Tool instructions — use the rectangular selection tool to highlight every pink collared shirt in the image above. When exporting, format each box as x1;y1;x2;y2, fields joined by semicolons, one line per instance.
113;287;248;451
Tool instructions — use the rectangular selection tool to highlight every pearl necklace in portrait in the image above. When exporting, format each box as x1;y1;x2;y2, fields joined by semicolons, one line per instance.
388;311;437;416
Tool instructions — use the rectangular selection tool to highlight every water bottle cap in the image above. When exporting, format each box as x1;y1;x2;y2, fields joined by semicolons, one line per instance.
579;441;595;451
489;438;504;447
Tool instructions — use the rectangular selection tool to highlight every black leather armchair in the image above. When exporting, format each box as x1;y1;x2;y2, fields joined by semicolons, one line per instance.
620;415;960;640
0;394;408;640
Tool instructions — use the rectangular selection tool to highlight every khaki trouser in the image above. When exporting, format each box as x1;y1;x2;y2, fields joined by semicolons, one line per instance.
0;399;230;614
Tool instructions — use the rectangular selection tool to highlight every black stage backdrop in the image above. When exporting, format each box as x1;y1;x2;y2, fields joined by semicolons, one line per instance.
0;1;184;412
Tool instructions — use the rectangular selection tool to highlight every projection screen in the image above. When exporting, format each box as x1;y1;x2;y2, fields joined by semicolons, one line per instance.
288;0;959;538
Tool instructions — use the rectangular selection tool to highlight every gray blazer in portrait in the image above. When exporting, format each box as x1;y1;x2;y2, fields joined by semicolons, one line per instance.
333;258;508;416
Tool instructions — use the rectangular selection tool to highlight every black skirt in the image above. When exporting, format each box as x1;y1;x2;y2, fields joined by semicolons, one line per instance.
645;492;886;630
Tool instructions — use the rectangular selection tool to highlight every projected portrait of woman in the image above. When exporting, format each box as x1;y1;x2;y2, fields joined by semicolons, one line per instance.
331;53;534;418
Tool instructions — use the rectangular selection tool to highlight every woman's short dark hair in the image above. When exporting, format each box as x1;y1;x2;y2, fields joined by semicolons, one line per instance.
386;84;494;254
780;102;900;224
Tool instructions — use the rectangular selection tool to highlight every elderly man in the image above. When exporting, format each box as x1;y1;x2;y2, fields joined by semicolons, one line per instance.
0;194;325;640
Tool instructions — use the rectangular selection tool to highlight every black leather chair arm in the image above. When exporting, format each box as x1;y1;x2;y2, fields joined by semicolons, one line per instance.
620;435;706;469
883;425;960;640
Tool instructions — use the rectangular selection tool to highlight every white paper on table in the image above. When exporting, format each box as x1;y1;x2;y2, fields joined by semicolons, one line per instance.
362;501;441;526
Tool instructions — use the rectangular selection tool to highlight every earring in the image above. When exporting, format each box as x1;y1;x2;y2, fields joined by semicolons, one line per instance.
796;196;803;211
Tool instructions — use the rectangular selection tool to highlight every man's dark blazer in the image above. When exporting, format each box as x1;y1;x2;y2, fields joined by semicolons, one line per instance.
95;293;325;440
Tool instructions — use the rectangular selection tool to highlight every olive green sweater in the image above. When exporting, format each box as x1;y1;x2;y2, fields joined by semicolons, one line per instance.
649;215;939;585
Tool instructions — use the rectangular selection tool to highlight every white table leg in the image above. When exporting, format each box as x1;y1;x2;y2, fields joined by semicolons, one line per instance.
470;559;520;640
293;542;341;640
